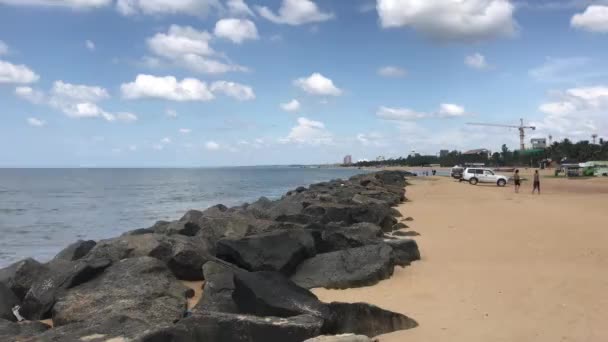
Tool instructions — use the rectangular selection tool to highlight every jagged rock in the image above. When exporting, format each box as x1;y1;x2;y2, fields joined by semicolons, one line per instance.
0;258;47;300
245;196;274;219
53;240;96;261
21;258;112;320
316;223;383;253
327;302;417;337
0;283;19;321
404;217;414;222
304;334;374;342
216;229;315;275
232;271;332;321
195;261;240;313
0;318;50;340
352;194;387;206
291;244;395;289
392;222;408;230
148;311;324;342
385;239;420;267
393;231;419;237
122;227;156;236
389;208;402;217
52;257;187;327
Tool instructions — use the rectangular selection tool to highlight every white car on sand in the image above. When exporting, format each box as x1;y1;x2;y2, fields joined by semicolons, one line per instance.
462;168;509;187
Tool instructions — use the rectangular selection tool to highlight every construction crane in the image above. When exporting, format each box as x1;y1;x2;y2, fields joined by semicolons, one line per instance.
467;118;536;151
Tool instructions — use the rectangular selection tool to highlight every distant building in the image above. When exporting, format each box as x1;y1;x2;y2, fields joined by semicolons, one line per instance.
440;150;449;157
463;148;491;159
343;155;353;165
531;138;547;149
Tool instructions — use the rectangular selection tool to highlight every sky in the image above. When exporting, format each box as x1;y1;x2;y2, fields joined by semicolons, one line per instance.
1;0;608;167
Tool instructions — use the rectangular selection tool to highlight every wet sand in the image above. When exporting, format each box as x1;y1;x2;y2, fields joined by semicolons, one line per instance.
314;174;608;341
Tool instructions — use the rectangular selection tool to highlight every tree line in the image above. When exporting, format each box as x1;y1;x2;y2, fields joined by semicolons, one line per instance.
353;138;608;168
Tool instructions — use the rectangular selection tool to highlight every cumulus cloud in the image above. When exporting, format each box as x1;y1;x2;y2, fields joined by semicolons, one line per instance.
0;40;8;55
166;108;178;117
27;117;45;127
227;0;254;16
378;66;407;78
210;81;255;101
161;137;172;144
294;73;342;96
281;117;333;145
571;5;608;33
256;0;333;25
214;18;259;44
145;25;246;74
205;141;220;150
15;86;45;104
465;53;489;70
116;112;138;122
121;74;215;101
51;80;109;102
116;0;221;16
179;128;192;134
0;0;110;9
377;0;517;42
0;60;40;84
281;99;301;112
356;132;387;147
376;106;427;120
85;40;95;51
438;103;467;117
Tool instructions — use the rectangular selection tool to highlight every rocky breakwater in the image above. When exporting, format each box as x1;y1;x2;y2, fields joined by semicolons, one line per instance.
0;170;420;342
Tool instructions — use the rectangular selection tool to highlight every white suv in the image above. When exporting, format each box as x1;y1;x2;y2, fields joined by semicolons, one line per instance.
462;168;508;187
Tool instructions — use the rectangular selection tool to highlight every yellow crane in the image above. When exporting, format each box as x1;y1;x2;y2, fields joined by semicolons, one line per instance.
466;118;536;151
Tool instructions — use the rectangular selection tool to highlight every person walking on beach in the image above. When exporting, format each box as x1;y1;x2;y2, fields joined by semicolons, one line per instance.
532;170;541;194
514;169;521;193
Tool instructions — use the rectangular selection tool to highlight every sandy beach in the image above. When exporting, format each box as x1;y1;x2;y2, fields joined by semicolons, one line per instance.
314;173;608;341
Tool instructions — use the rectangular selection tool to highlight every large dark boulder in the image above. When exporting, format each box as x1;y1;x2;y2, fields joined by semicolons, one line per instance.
148;311;324;342
327;302;417;337
0;258;47;301
52;257;187;327
20;257;111;320
195;261;240;313
52;240;97;261
216;229;315;275
0;283;19;321
316;223;383;253
291;244;395;289
232;270;332;322
0;318;50;341
385;239;420;267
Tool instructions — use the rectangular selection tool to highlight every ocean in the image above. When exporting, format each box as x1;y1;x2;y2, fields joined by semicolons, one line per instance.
0;167;366;267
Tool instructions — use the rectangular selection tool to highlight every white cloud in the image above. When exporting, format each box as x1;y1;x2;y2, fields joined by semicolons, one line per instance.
281;117;333;145
571;5;608;33
179;128;192;134
528;57;598;82
27;117;45;127
214;18;259;44
256;0;334;25
51;80;109;102
539;102;577;115
161;137;172;144
85;40;95;51
0;60;40;84
116;112;137;122
145;25;246;74
116;0;221;16
121;74;215;102
377;0;517;42
0;0;111;9
210;81;255;101
357;132;387;147
15;86;45;104
166;108;178;117
294;73;342;96
227;0;254;16
0;40;8;55
438;103;467;117
465;53;489;70
281;99;301;112
376;106;427;120
205;141;220;150
378;66;407;78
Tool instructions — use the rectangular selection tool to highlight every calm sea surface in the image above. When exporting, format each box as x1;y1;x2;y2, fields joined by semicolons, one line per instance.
0;167;366;267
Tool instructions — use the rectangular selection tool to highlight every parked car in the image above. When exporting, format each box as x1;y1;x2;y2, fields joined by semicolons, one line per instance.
462;168;509;186
451;166;464;179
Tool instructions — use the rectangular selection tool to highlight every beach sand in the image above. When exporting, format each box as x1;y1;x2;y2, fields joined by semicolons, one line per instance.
182;280;204;310
314;174;608;341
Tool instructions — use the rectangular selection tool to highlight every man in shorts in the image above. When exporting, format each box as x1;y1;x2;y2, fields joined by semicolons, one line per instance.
514;169;521;193
532;170;541;194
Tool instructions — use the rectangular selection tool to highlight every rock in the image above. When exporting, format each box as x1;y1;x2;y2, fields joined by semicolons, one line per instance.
232;270;332;321
352;194;387;206
0;283;19;321
316;223;383;253
216;229;315;275
195;261;240;313
392;222;408;230
389;208;402;217
53;240;97;261
393;231;419;237
149;311;324;342
122;227;156;236
304;334;374;342
291;244;395;289
52;257;187;327
404;217;414;222
327;302;417;337
0;318;50;340
21;258;112;320
385;239;420;267
0;258;47;301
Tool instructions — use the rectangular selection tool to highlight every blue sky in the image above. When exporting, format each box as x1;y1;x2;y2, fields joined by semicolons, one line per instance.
1;0;607;167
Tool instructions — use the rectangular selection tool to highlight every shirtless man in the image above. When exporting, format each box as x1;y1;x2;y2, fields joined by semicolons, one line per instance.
532;170;541;194
514;169;521;193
